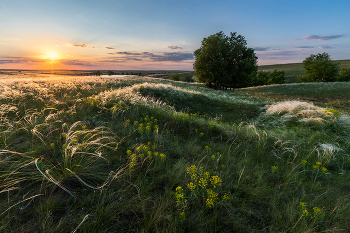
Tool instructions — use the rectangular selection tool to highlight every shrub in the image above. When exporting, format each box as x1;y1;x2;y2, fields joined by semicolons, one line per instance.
254;71;270;86
170;73;182;81
170;73;194;82
338;66;350;81
251;70;285;86
267;69;285;85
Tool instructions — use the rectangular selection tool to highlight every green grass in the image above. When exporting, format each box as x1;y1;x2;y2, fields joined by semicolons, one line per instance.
259;59;350;83
1;72;350;232
236;82;350;114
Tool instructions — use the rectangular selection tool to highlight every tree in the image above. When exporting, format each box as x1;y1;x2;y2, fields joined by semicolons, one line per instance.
301;52;338;82
107;70;115;76
92;70;101;76
193;31;257;89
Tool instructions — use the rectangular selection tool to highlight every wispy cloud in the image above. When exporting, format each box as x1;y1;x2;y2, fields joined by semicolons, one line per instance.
105;46;115;50
318;45;334;49
60;59;93;66
0;57;41;64
254;47;269;51
65;43;95;48
107;52;143;55
145;52;194;62
302;35;343;41
256;50;303;60
101;51;194;63
0;56;94;67
293;46;314;48
167;46;183;50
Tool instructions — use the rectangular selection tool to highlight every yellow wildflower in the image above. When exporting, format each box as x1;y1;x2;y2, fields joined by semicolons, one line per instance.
222;193;229;201
188;182;196;191
179;212;186;220
199;178;208;188
300;202;306;208
206;198;214;208
204;171;210;180
302;209;309;216
210;176;222;188
313;207;322;215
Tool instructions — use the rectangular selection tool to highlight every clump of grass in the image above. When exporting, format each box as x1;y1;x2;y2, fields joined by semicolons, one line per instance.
256;100;341;128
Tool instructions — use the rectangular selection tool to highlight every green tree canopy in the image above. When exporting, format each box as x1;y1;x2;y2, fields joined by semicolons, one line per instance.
302;52;339;82
193;31;257;88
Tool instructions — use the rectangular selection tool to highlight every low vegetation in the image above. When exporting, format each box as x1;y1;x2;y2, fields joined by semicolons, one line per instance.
1;72;350;232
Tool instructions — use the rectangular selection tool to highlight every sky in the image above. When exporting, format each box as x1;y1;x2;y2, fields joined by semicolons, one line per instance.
0;0;349;70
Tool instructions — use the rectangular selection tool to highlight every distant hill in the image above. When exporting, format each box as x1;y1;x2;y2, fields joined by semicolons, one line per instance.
258;59;350;83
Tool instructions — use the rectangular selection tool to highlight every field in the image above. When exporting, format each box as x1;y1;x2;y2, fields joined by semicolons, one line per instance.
259;59;350;83
1;72;350;232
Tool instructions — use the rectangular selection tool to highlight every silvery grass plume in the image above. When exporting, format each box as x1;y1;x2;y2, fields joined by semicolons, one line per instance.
256;101;340;128
93;83;172;113
316;143;342;162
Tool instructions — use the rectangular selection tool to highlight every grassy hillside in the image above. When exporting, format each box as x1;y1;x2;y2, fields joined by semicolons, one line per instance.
1;73;350;232
259;59;350;83
237;82;350;114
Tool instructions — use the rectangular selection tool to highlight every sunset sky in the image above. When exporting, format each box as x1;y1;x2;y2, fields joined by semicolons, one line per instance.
1;0;349;70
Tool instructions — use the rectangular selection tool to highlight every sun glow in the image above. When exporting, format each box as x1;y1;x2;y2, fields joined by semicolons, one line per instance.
44;52;60;60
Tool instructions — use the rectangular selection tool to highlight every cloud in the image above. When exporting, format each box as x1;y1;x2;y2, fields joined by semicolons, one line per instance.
183;41;188;44
142;52;194;62
101;51;194;63
167;46;183;50
0;57;41;64
60;59;93;66
318;45;334;49
98;58;126;63
107;52;142;55
105;47;115;50
302;35;343;41
66;43;95;48
254;47;269;51
293;46;314;48
256;50;302;60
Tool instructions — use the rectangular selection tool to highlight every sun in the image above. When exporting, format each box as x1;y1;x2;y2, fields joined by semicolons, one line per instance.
44;52;60;60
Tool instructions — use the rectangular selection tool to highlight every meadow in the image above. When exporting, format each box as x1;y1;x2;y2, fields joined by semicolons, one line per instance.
1;71;350;232
258;59;350;83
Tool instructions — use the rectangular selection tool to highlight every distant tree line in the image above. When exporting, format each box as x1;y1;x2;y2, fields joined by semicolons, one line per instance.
170;73;195;82
251;69;285;86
